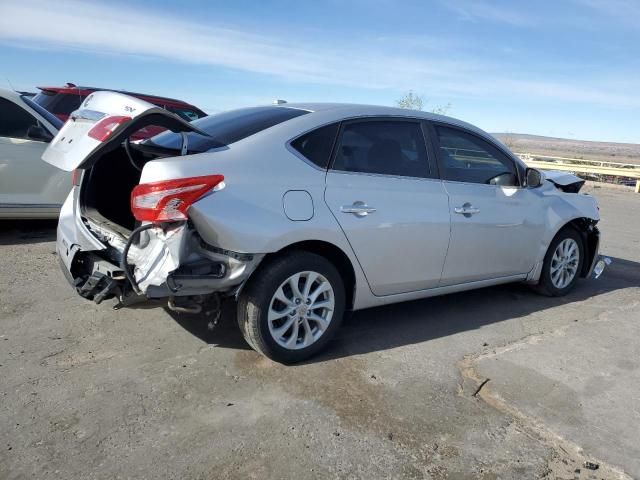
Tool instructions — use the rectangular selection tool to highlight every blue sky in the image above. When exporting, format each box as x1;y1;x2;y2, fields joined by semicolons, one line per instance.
0;0;638;143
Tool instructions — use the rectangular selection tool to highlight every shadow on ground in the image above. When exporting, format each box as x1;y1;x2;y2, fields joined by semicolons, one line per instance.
0;220;57;246
167;255;639;363
6;219;636;362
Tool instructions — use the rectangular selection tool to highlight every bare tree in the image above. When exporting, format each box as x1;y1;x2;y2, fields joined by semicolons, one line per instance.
501;131;517;150
396;90;424;110
430;102;452;115
396;91;451;115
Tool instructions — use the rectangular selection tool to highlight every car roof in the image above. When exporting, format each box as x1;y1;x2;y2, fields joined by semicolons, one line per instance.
281;102;492;140
0;87;26;102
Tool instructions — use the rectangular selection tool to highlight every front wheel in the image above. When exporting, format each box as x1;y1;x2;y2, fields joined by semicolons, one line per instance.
535;228;584;297
237;251;345;363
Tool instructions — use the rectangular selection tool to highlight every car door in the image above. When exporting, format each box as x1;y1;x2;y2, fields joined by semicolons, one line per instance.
324;118;451;296
0;97;66;209
428;123;545;286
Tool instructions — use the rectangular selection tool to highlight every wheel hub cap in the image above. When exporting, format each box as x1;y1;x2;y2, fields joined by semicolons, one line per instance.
550;238;579;289
267;271;335;350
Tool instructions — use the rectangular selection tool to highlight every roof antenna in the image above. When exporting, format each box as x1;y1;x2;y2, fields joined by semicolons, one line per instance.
5;77;16;91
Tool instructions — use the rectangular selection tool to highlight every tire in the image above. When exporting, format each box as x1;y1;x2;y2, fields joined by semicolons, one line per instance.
237;250;346;363
535;227;584;297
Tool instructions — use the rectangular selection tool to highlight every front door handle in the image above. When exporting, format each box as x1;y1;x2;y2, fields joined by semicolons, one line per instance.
454;203;480;217
341;201;376;217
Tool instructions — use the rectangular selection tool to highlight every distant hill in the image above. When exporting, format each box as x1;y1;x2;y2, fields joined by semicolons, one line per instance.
491;133;640;165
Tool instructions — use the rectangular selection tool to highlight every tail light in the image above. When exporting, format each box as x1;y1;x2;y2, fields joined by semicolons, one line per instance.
131;175;224;223
71;169;81;186
87;115;131;141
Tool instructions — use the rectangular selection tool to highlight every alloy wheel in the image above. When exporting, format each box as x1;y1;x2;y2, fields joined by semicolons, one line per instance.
550;238;580;289
267;271;335;350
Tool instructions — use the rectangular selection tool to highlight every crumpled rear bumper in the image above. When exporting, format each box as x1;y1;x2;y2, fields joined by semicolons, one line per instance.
61;219;264;304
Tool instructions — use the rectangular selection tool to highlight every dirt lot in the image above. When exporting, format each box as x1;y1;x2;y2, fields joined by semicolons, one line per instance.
1;184;638;479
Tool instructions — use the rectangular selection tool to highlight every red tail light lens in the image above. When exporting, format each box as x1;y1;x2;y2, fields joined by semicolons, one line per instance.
71;169;81;186
87;115;131;141
131;175;224;223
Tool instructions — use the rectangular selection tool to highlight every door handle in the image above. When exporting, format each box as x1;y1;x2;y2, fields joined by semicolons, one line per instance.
340;201;376;217
454;203;480;216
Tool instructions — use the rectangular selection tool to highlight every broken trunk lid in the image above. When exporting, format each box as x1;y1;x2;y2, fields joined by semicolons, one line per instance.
42;91;208;172
543;170;586;193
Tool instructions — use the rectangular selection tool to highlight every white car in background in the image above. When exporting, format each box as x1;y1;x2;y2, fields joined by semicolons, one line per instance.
0;88;68;219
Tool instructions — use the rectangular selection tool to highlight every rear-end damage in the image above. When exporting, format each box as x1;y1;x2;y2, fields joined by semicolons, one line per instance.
44;91;264;313
70;220;264;310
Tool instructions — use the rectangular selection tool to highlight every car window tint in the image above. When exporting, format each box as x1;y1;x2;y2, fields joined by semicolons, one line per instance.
291;123;339;169
332;121;430;178
146;106;309;152
434;125;518;186
168;107;205;122
0;97;38;139
32;92;83;116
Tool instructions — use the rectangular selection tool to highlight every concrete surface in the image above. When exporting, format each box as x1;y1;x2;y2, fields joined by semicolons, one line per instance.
0;183;638;479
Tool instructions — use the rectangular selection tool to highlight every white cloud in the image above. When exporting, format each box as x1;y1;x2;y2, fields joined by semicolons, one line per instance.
0;0;637;108
438;0;534;26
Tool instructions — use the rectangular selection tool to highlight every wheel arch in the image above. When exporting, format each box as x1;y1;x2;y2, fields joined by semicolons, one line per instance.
261;240;357;310
551;217;600;278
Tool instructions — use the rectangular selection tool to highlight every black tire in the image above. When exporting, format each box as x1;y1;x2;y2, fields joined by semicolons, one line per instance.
535;227;584;297
237;250;346;363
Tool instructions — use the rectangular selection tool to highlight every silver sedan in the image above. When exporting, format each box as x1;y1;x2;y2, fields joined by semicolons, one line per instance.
44;92;604;362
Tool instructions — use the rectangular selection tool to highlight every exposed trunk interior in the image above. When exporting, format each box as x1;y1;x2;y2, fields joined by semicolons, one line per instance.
80;143;176;232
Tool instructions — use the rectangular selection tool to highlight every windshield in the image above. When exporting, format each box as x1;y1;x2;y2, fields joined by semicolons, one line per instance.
21;95;64;130
144;106;309;152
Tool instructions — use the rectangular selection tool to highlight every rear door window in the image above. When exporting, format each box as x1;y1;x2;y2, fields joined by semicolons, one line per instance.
433;125;519;186
0;98;38;139
290;123;340;169
331;120;432;178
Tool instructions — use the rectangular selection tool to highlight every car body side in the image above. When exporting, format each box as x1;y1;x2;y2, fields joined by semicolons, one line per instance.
0;88;68;219
58;102;600;312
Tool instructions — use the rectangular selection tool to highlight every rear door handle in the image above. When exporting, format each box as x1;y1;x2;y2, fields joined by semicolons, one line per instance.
454;203;480;216
341;201;376;217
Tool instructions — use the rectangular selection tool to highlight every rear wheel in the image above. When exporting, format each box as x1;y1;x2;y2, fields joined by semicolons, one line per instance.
237;251;345;363
535;228;584;297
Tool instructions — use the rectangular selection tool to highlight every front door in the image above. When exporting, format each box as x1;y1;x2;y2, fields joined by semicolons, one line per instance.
324;119;451;296
429;123;545;285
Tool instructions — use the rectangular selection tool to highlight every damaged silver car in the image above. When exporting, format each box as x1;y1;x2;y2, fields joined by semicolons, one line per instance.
44;92;606;363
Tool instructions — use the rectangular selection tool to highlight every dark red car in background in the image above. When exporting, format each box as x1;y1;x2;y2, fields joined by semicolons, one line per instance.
32;83;207;139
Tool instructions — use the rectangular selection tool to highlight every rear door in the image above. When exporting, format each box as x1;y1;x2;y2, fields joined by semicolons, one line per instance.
324;118;451;296
0;97;66;209
428;123;545;285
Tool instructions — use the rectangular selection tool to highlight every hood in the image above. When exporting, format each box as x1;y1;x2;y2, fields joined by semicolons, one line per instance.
543;170;585;193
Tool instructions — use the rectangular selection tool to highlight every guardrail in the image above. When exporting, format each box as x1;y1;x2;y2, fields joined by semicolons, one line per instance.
516;153;640;193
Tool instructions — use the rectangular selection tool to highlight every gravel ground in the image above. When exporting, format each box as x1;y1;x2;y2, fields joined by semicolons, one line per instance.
0;183;638;479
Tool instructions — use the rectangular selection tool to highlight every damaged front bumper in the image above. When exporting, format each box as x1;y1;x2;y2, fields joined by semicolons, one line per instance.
67;220;263;305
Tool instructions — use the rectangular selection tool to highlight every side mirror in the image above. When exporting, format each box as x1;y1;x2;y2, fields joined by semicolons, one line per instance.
526;168;544;188
26;124;53;143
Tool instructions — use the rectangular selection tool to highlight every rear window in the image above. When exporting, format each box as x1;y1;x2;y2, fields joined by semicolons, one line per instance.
145;106;309;152
32;91;84;116
291;123;340;168
20;95;64;130
167;106;206;122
